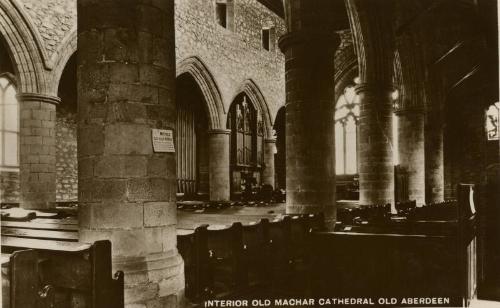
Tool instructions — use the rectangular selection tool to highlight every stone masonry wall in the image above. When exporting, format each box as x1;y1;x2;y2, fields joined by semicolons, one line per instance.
0;171;19;203
175;0;286;121
55;107;78;201
21;0;76;58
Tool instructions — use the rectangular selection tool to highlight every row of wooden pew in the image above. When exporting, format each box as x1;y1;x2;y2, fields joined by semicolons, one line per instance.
177;200;278;212
176;213;324;303
337;199;466;226
312;184;478;307
1;208;123;308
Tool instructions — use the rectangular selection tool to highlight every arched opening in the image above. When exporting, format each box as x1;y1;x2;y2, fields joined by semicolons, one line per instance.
56;53;78;202
274;106;286;191
0;35;19;203
176;73;210;200
227;93;265;200
334;79;400;201
334;83;360;200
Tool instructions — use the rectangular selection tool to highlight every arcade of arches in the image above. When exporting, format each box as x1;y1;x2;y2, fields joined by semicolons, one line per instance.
0;0;499;306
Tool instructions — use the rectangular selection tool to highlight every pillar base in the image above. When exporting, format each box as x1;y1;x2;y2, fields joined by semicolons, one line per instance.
114;252;184;307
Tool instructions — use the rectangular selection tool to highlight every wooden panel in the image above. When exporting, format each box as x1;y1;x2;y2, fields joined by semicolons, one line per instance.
91;240;124;308
31;218;78;225
37;250;92;291
1;236;90;252
10;249;39;308
1;221;79;231
2;227;78;241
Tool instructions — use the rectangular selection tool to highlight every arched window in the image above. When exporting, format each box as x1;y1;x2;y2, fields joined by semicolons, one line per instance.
335;85;359;175
228;94;263;166
227;94;264;197
0;75;19;169
486;102;500;141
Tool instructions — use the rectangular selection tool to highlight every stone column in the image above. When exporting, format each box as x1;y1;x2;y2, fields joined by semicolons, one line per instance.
262;138;276;188
398;109;425;206
425;111;444;203
208;129;230;201
77;1;183;306
357;84;395;206
18;93;59;209
279;0;340;225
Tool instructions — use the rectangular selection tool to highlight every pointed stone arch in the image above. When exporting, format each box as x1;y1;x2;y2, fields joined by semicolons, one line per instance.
0;0;48;94
49;28;77;94
177;56;225;130
234;79;273;139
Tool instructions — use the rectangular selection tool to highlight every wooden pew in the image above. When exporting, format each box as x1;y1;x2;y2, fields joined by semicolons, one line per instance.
311;184;478;307
310;231;463;304
241;219;269;290
265;216;292;295
177;226;210;301
2;238;124;308
1;214;124;308
205;223;245;298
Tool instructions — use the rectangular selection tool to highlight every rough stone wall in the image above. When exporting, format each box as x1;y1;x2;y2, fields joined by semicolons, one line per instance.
175;0;286;121
55;107;77;201
21;0;76;58
0;171;19;202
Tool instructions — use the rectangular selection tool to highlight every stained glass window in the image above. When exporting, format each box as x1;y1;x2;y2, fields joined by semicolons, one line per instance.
228;94;263;166
0;75;19;168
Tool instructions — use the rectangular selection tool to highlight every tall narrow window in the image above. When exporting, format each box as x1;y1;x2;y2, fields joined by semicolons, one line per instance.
335;85;359;175
262;29;270;50
215;0;234;30
228;94;264;196
216;2;227;28
486;102;500;140
261;27;276;51
0;75;19;169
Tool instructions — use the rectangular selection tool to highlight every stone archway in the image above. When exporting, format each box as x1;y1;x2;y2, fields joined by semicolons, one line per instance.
177;56;225;130
235;79;274;139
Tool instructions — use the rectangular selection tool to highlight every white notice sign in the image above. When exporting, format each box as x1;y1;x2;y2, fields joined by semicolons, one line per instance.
152;129;175;153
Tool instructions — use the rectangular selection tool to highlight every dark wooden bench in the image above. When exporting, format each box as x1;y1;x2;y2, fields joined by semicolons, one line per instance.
1;238;123;308
241;219;269;290
1;214;124;308
205;223;245;298
176;214;326;303
311;184;478;307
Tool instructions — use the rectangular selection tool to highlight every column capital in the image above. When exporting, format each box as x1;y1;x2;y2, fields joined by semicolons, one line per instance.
278;30;341;53
208;128;231;135
264;138;276;144
17;93;61;105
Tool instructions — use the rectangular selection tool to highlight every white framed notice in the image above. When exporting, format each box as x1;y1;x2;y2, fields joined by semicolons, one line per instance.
152;129;175;153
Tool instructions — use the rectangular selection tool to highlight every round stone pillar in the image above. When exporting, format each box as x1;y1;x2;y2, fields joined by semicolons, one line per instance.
18;93;59;209
279;29;340;223
357;84;395;206
425;111;445;203
208;129;230;201
77;1;183;306
262;138;276;188
397;109;426;206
